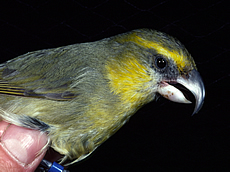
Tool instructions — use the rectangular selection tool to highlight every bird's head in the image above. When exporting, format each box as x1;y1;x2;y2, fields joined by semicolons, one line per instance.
106;29;205;115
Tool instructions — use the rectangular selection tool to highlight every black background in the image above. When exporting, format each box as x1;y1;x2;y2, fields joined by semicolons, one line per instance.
0;0;229;171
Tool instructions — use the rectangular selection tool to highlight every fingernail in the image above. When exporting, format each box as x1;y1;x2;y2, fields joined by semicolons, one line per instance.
1;123;48;165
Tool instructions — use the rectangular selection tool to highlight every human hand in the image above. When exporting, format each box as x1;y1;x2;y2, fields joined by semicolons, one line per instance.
0;121;48;172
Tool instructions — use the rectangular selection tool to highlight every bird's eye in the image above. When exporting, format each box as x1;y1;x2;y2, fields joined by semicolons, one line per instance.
155;56;167;69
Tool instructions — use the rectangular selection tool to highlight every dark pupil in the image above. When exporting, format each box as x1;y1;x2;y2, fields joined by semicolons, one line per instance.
156;58;166;69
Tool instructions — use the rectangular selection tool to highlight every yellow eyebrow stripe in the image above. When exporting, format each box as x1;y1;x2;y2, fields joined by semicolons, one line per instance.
116;33;192;72
133;35;189;71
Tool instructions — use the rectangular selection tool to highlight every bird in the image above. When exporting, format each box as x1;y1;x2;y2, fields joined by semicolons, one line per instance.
0;29;205;164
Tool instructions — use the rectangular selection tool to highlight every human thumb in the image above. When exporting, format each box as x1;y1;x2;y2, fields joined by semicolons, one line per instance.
0;121;48;172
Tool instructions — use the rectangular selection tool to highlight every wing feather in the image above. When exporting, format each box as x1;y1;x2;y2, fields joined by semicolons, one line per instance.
0;46;83;101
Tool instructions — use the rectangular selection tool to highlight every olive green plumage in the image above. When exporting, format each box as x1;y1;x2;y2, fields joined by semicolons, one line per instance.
0;29;204;164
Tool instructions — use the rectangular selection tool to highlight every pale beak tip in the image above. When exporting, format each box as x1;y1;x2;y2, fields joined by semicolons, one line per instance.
177;69;205;116
185;99;192;104
158;69;205;115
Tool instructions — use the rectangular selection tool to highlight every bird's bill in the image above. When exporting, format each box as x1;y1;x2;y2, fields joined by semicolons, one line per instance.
158;69;205;115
